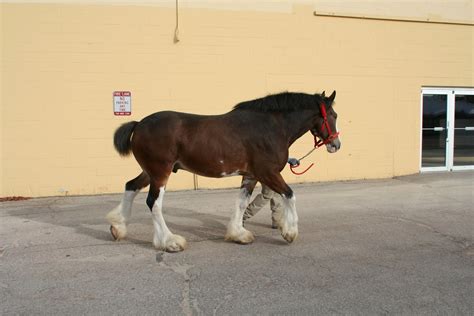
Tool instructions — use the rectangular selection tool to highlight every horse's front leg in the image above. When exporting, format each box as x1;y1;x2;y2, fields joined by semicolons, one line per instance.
279;190;298;243
225;177;257;244
261;173;298;243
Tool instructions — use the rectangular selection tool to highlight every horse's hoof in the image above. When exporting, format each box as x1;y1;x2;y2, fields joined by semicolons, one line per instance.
166;235;187;253
110;225;126;241
235;238;254;245
110;225;119;240
154;234;187;252
166;243;186;253
234;234;254;245
280;224;298;243
282;230;298;243
225;230;255;244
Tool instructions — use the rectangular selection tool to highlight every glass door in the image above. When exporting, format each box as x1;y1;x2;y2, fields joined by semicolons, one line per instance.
453;94;474;169
421;88;474;171
421;93;449;170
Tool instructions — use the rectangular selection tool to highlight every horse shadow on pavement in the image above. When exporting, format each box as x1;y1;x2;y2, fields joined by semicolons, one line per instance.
4;195;286;251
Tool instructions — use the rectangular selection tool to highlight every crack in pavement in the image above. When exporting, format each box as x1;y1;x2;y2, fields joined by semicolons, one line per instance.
375;215;472;251
156;253;199;315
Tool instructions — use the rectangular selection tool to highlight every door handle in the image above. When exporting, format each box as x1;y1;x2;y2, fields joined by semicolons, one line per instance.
433;127;445;131
466;127;474;131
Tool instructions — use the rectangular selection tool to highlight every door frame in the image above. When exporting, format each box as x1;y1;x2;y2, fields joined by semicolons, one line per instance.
420;87;474;172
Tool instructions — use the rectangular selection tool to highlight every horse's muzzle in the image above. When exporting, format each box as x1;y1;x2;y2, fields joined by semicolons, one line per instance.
326;137;341;153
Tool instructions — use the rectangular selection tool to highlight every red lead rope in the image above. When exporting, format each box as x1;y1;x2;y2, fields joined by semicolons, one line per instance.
290;162;315;175
289;103;339;175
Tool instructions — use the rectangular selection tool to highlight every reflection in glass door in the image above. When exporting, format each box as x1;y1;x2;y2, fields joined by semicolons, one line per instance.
454;95;474;167
422;94;448;169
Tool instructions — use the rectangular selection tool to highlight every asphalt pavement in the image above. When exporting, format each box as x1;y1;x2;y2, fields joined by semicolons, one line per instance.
1;171;473;315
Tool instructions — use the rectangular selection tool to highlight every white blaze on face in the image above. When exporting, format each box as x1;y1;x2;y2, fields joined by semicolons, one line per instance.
335;120;341;144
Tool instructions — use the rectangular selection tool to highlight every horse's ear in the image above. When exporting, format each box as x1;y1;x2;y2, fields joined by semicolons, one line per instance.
328;90;336;103
321;91;326;98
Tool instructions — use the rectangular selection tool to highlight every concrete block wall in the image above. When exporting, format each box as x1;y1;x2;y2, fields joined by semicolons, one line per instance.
1;2;472;196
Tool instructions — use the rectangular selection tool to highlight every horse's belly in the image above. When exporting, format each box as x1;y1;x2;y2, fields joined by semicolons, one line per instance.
177;153;247;179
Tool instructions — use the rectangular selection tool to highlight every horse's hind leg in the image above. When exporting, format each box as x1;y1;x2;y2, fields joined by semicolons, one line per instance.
147;177;187;252
107;171;150;240
225;177;257;244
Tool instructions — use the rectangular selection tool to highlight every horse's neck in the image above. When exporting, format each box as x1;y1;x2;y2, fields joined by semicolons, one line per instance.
284;110;316;145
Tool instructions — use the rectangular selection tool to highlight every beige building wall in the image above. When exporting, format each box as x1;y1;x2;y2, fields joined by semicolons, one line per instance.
1;1;473;197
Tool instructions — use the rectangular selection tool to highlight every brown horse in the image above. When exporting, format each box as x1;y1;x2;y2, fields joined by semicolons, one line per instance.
107;91;340;252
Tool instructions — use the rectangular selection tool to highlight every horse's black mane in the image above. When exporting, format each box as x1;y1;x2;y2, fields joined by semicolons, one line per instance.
232;92;323;112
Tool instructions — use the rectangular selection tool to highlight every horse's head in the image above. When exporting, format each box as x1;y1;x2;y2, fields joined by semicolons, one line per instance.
310;90;341;153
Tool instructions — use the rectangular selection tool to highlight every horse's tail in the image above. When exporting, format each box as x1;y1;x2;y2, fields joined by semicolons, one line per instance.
114;121;138;156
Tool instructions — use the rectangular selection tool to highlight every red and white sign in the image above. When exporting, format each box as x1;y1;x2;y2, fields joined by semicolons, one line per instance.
113;91;131;116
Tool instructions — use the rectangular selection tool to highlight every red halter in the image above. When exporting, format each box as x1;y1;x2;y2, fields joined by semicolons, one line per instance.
290;103;339;175
314;103;340;148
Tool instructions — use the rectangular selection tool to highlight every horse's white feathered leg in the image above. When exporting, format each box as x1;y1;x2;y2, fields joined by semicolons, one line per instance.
106;190;139;240
225;186;255;244
278;194;299;243
151;186;187;252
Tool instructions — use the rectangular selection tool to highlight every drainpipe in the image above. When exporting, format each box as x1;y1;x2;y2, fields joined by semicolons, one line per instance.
193;174;198;190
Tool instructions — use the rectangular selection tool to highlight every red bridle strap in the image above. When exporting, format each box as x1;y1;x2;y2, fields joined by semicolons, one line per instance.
315;103;339;148
289;103;339;175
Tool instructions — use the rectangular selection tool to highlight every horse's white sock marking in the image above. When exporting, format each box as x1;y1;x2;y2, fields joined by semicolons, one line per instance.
106;190;139;239
225;187;254;243
279;194;299;243
152;187;172;248
121;190;138;219
284;195;298;227
151;187;187;252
